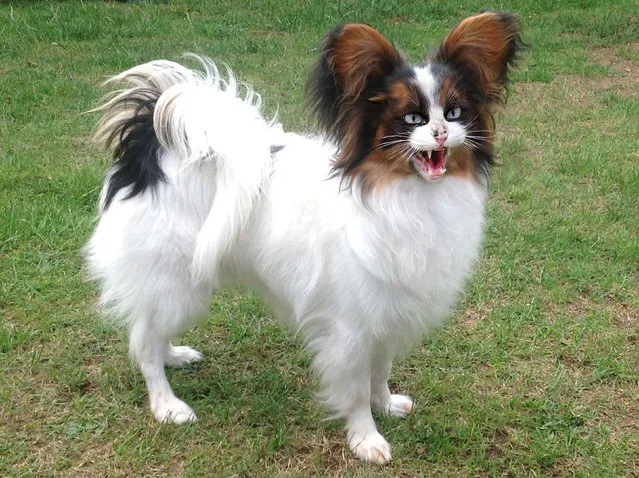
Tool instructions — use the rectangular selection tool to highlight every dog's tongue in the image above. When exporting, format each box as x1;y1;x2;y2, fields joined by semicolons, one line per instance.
416;149;447;179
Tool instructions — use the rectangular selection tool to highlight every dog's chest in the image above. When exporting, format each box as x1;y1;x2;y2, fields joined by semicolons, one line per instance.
347;176;486;302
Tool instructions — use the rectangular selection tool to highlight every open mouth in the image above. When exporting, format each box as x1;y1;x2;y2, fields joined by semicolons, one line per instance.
412;148;448;181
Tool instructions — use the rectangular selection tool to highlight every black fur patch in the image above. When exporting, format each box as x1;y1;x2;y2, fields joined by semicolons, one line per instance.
432;12;524;179
305;25;346;141
305;25;408;181
338;66;417;177
103;89;164;209
429;62;496;178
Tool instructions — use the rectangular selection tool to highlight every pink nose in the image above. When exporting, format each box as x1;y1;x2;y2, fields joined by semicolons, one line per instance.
432;126;448;144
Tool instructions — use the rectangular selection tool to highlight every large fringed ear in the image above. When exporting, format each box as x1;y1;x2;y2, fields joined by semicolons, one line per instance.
437;12;523;104
306;24;405;179
306;23;404;142
324;24;402;103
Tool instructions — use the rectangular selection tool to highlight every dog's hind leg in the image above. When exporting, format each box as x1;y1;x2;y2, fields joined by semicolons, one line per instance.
129;316;197;425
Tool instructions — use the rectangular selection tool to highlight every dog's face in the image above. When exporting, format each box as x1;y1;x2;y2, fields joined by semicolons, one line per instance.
367;63;474;183
307;12;523;194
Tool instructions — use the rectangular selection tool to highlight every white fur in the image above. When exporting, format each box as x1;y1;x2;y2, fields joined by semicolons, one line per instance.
84;57;486;464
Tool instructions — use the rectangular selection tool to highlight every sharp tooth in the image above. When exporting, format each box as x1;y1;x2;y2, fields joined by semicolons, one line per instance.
427;151;432;160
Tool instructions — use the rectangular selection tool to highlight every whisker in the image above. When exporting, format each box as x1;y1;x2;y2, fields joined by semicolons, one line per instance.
465;114;482;127
461;143;475;153
373;139;409;151
463;137;482;146
462;138;482;149
379;134;411;143
464;136;488;142
382;144;409;167
387;146;411;166
391;144;414;170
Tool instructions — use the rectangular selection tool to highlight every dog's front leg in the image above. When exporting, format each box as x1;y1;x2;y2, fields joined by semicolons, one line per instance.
370;344;414;418
311;330;392;464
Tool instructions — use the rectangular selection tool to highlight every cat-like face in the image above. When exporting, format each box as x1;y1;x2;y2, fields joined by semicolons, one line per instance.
372;64;477;183
307;12;522;194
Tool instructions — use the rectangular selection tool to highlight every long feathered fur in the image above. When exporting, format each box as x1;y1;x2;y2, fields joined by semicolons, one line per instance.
84;12;521;465
88;57;281;290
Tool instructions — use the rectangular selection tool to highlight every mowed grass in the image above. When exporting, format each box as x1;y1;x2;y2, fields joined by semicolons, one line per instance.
0;0;637;476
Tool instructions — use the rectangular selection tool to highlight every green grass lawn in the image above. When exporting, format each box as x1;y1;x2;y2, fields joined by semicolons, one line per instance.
1;0;637;476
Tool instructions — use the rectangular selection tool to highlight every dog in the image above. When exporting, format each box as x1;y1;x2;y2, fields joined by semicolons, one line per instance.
84;12;522;464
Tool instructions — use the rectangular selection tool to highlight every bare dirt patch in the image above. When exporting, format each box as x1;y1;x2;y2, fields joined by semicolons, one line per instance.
583;42;639;97
511;42;639;114
461;300;496;329
604;297;638;331
548;294;638;333
582;383;639;442
590;42;639;76
266;434;355;477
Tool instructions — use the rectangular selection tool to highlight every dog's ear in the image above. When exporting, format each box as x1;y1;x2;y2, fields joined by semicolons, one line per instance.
324;23;403;103
307;24;404;139
437;12;522;103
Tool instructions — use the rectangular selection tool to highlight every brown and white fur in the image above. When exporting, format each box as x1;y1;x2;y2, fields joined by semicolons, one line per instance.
84;12;522;464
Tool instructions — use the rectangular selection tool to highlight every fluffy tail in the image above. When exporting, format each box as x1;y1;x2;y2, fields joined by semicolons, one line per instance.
93;55;282;286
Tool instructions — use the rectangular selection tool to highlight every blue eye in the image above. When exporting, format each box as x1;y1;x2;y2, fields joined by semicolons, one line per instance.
445;107;461;120
403;113;424;125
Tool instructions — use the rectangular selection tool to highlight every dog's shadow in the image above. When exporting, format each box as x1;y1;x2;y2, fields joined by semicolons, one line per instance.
163;290;322;428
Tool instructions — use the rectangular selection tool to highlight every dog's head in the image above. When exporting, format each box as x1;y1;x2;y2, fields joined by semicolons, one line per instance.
307;12;523;195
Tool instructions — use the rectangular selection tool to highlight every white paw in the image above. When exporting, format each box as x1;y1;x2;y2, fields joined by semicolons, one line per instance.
165;345;203;367
384;394;414;418
151;398;197;425
349;431;392;464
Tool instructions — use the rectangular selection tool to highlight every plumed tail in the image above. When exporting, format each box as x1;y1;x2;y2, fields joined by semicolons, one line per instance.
92;55;283;286
92;63;178;210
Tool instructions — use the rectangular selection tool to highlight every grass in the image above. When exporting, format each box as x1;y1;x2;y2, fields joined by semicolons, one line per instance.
1;0;637;476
